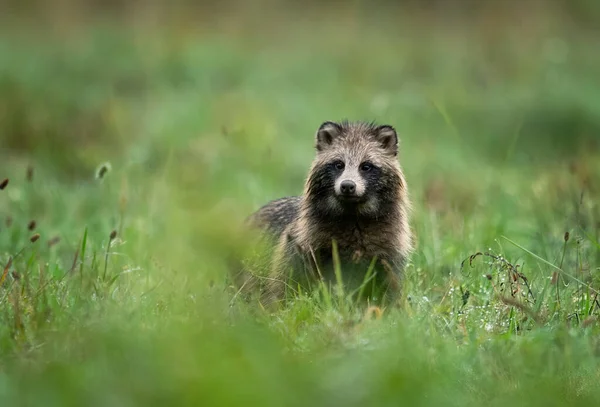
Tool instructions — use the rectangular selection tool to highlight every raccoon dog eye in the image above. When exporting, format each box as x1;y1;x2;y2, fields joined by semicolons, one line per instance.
360;162;373;172
333;161;345;170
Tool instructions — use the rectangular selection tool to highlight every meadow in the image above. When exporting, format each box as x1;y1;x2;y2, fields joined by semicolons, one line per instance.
1;2;600;405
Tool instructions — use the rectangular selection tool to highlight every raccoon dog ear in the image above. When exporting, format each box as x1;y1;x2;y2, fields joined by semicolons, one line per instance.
375;125;398;156
315;121;343;152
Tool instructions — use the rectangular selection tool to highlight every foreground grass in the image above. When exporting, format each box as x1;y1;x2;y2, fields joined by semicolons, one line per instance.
1;5;600;406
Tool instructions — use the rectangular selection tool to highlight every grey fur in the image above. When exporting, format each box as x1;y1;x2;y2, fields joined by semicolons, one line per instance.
242;120;413;309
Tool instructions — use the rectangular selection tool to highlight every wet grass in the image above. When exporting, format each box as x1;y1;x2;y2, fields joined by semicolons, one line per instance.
1;5;600;406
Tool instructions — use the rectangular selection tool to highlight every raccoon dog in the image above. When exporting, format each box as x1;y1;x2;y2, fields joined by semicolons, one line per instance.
243;120;412;308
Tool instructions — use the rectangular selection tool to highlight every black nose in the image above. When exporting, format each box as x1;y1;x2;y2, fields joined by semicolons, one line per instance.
340;180;356;195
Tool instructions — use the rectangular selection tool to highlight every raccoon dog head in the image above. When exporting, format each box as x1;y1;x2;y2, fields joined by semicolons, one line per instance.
304;120;405;218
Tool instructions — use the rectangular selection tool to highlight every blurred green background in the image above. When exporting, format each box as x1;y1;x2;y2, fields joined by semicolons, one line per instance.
1;1;600;405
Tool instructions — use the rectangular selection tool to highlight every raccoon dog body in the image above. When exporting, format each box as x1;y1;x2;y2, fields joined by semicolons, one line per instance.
245;120;412;307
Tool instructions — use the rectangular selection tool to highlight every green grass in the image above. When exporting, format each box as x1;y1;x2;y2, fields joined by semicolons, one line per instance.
1;4;600;406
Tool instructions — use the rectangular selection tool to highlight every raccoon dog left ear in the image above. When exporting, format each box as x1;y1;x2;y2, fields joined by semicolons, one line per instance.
374;125;398;156
315;121;343;152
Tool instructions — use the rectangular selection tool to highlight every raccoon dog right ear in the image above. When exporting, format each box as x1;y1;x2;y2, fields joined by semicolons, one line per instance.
315;121;343;152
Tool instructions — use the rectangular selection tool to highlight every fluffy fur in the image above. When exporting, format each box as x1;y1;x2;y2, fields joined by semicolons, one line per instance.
244;120;413;308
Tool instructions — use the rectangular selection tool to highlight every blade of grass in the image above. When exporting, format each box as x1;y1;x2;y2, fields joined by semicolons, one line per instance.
504;118;523;162
352;255;378;302
79;227;88;282
501;235;599;295
331;239;344;301
430;96;461;141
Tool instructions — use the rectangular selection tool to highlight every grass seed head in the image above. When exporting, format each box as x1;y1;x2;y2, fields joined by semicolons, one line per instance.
96;162;112;180
564;231;570;242
30;233;40;243
26;165;34;182
28;220;37;231
48;236;61;247
551;271;558;285
110;230;117;240
582;316;598;328
0;178;8;190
